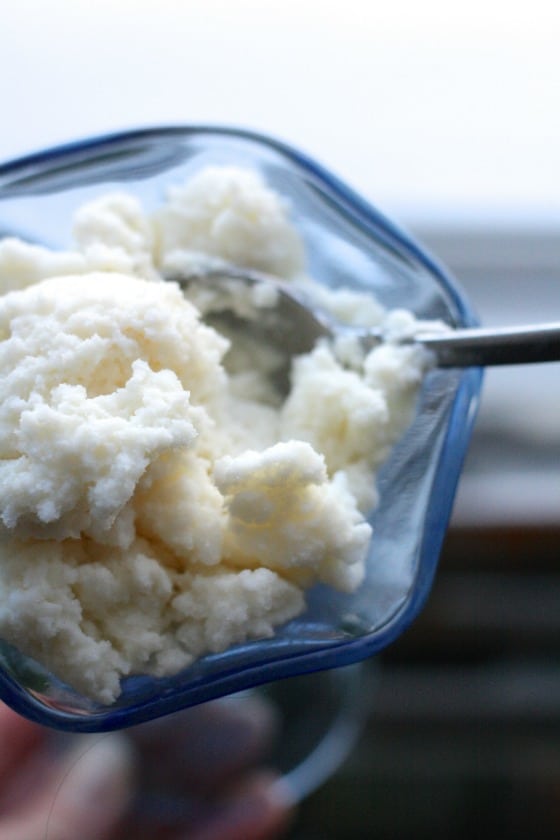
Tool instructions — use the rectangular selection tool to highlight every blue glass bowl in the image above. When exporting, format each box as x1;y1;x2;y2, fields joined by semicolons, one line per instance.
0;127;482;732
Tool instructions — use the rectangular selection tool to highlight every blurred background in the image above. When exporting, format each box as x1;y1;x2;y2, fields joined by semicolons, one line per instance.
2;1;560;836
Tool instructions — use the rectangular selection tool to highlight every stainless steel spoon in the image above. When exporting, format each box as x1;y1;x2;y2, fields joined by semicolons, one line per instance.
174;266;560;369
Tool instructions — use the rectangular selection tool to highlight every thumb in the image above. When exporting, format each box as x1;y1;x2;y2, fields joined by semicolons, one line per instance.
46;734;133;840
0;734;133;840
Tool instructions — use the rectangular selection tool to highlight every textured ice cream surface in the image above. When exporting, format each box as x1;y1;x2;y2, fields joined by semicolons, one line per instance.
156;166;306;279
0;165;432;704
0;538;305;705
0;273;222;543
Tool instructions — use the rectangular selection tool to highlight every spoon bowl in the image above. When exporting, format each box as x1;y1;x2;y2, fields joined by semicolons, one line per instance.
178;265;560;376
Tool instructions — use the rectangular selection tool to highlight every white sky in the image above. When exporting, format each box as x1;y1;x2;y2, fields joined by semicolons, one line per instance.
2;0;560;225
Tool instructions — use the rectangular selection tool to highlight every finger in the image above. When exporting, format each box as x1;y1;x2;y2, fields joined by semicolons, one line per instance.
0;734;133;840
0;703;45;785
184;771;294;840
131;694;279;795
117;769;294;840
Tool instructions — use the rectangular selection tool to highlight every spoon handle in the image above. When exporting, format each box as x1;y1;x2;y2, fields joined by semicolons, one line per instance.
416;322;560;367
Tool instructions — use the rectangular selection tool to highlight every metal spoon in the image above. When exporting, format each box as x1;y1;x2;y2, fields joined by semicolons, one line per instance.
173;266;560;369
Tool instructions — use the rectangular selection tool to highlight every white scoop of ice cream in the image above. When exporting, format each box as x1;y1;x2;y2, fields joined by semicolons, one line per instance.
0;273;226;543
0;269;373;703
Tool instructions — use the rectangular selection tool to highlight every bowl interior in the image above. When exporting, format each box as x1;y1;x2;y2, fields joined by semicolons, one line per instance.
0;127;482;730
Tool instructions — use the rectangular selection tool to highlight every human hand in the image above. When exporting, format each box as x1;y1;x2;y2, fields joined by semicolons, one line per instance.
0;696;294;840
